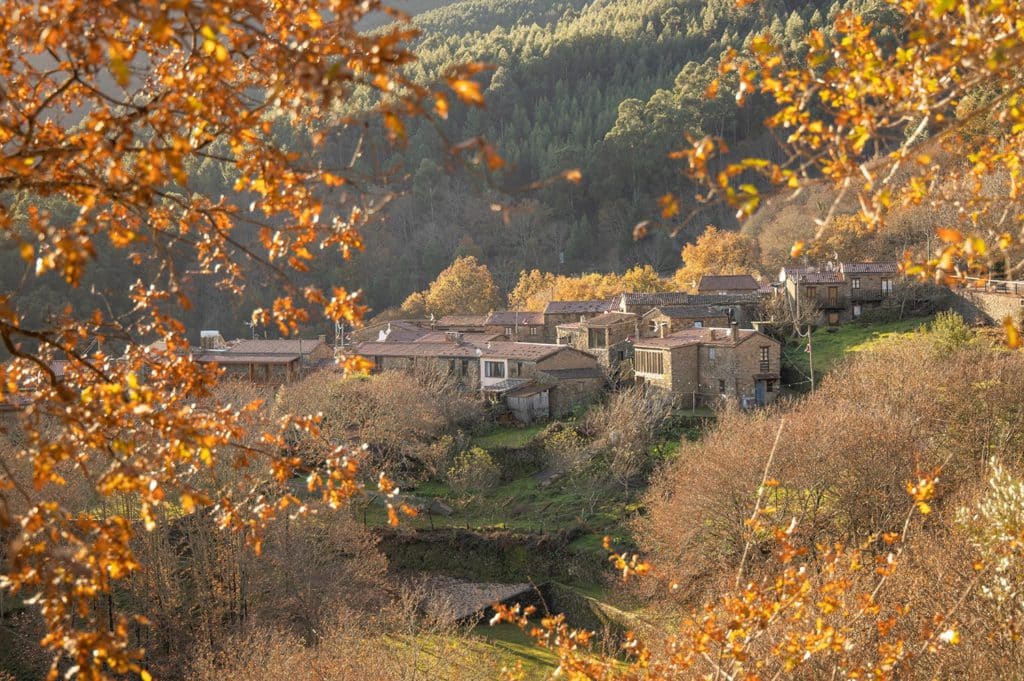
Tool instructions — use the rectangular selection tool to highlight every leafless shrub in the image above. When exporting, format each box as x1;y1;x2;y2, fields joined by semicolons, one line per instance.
638;334;1024;603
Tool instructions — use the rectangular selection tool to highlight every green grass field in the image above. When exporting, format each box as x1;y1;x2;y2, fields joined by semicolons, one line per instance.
783;316;931;388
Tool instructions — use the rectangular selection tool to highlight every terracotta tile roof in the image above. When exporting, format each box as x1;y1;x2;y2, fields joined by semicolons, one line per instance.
227;339;327;356
841;262;899;274
633;327;761;349
543;300;614;314
485;311;545;326
647;305;725;319
697;274;759;292
616;291;690;307
584;312;637;327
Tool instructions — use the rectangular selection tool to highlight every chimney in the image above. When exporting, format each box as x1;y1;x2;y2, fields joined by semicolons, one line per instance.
444;331;463;344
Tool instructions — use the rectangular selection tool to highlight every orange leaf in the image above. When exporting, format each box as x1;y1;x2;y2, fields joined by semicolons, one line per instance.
450;78;484;106
790;240;805;258
935;228;963;244
1004;316;1021;349
563;168;583;184
658;193;679;219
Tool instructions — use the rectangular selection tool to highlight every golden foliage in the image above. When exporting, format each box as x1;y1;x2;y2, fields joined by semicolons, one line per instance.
400;256;501;317
0;1;475;676
676;0;1024;346
507;266;675;311
673;225;761;292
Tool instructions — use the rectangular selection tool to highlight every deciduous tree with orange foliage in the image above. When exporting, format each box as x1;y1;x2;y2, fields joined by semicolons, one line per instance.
507;266;675;311
400;255;501;317
668;0;1024;341
673;225;761;291
0;1;487;677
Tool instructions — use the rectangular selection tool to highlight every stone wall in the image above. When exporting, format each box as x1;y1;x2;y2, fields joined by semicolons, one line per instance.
951;288;1024;326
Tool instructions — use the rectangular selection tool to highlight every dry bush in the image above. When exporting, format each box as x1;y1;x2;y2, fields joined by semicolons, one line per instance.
273;368;482;476
188;586;497;681
582;385;677;492
638;333;1024;603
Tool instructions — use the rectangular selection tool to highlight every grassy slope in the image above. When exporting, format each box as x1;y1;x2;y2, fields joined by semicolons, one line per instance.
782;316;931;388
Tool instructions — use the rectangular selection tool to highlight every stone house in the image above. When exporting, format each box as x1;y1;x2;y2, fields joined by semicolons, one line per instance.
194;336;335;384
780;261;899;325
356;336;605;419
641;305;732;337
484;311;546;342
541;300;614;342
696;274;760;296
840;262;899;320
610;291;690;316
555;311;638;376
632;326;781;407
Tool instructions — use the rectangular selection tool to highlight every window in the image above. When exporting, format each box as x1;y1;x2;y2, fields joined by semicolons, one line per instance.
448;359;456;375
708;347;716;360
851;277;861;289
529;326;538;336
767;380;775;393
461;359;469;377
853;304;862;319
648;319;660;334
805;286;816;299
588;328;607;348
693;320;703;328
484;361;505;378
827;286;838;306
718;379;726;393
504;326;513;336
759;346;770;372
881;278;894;295
635;349;664;375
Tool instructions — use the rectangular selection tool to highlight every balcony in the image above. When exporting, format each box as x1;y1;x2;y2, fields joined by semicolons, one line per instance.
850;289;884;303
759;360;771;373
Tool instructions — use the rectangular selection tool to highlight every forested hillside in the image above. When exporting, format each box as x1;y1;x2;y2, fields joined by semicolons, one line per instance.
2;0;902;339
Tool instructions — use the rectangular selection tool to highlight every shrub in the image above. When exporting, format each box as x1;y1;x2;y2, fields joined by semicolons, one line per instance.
929;309;974;353
446;447;501;498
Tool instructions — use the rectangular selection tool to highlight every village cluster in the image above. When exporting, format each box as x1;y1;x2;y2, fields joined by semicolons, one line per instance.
186;261;901;423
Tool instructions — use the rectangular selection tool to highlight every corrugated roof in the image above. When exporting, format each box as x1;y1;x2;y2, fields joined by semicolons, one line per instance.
686;293;760;305
479;342;567;361
435;315;489;328
195;353;300;365
538;367;606;380
227;339;327;356
355;342;482;358
633;327;761;349
543;300;613;314
584;312;638;327
412;331;504;344
697;274;759;292
797;271;845;284
485;311;545;326
841;262;899;274
617;291;690;307
646;305;727;319
506;382;550;398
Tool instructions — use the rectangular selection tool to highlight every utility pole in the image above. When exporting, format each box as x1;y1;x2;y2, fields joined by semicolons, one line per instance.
807;323;815;393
